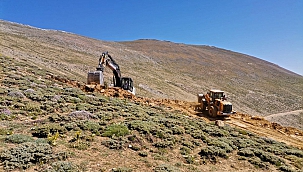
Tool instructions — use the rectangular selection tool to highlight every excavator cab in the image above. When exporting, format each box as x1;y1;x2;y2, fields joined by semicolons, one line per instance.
121;77;135;95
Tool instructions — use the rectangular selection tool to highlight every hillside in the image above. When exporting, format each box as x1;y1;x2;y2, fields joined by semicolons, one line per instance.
1;20;302;120
0;54;303;172
0;20;303;171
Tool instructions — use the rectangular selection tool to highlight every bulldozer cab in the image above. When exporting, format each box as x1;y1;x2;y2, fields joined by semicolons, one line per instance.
209;90;224;102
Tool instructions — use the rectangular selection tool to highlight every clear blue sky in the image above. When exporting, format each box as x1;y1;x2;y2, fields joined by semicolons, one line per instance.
1;0;302;75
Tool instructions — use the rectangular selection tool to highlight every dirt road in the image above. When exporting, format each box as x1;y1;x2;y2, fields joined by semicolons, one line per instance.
265;110;303;119
264;109;303;131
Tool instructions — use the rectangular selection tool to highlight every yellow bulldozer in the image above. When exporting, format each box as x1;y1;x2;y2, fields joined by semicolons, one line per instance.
197;89;236;117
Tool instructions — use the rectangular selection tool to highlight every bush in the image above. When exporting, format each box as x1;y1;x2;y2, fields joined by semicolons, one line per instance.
252;149;284;166
180;146;191;155
206;139;234;153
248;157;268;169
69;141;90;150
199;146;229;159
32;124;67;138
138;151;148;157
154;164;180;172
68;110;96;120
112;167;133;172
44;161;80;172
279;165;297;172
171;126;184;135
126;120;158;134
0;128;13;135
184;155;195;164
238;148;255;157
102;124;130;137
5;134;34;144
77;121;102;134
7;91;25;98
0;142;53;170
102;139;124;149
153;140;174;148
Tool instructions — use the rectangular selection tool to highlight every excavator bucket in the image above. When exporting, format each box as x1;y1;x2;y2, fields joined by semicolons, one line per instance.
87;71;104;86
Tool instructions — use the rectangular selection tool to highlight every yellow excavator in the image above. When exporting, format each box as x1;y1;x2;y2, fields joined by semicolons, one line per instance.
87;52;135;95
197;89;236;117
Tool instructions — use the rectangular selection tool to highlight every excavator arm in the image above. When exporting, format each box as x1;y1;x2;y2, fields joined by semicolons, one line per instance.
100;52;122;87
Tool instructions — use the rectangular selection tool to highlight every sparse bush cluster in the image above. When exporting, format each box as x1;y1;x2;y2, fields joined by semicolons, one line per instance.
0;55;302;171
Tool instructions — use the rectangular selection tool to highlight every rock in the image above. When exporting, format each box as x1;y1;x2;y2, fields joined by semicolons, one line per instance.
215;120;225;127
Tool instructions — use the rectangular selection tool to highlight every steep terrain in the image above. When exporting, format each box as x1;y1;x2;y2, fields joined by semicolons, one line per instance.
0;20;302;120
0;54;303;172
0;20;303;171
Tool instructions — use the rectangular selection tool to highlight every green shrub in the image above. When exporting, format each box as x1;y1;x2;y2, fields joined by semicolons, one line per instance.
284;155;303;169
248;157;268;169
5;134;34;144
206;139;234;153
25;102;41;112
238;148;255;157
279;165;297;172
284;149;303;158
102;124;130;137
138;151;148;157
232;138;260;149
45;161;80;172
181;141;195;149
171;126;184;135
199;146;229;159
0;142;53;170
69;141;90;150
126;120;158;134
0;128;13;135
184;155;195;164
77;121;102;134
190;130;207;140
112;167;133;172
102;139;124;149
154;164;180;172
32;124;67;138
180;146;191;155
252;149;284;166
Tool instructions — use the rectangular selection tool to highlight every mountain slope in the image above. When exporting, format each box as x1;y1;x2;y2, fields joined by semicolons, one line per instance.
0;20;303;171
0;55;303;172
0;20;302;118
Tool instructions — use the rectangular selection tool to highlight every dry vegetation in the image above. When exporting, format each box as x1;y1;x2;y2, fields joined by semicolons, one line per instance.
0;20;302;118
0;55;302;171
0;20;303;171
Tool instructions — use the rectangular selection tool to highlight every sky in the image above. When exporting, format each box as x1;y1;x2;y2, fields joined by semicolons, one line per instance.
1;0;302;75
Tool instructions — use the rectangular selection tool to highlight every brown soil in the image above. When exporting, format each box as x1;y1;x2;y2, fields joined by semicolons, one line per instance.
52;75;303;150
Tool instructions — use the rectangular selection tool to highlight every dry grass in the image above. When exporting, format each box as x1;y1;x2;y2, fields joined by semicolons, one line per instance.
1;20;302;120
